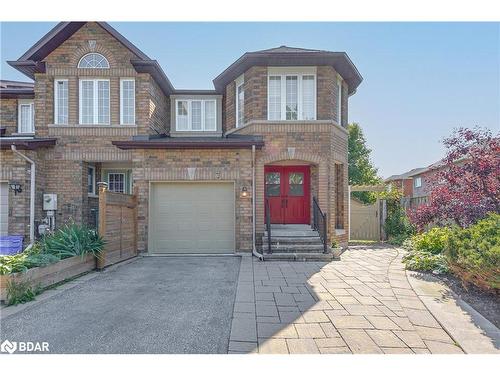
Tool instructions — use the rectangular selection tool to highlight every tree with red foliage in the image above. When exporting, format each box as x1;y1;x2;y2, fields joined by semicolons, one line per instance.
409;127;500;230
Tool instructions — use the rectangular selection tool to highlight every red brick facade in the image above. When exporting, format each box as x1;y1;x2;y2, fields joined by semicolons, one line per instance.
1;22;357;251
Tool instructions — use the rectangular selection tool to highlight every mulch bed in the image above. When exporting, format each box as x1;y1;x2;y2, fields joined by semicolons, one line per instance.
433;273;500;328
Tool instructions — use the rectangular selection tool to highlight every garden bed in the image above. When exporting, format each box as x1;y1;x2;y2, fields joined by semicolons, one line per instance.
433;272;500;328
0;254;96;302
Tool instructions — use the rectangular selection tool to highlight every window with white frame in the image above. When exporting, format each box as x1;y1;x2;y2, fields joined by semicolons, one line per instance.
236;76;244;127
120;79;135;125
54;79;68;124
108;173;125;193
175;99;217;131
414;177;422;188
337;77;342;125
18;100;34;133
267;71;316;121
78;53;110;69
79;79;110;125
88;166;96;195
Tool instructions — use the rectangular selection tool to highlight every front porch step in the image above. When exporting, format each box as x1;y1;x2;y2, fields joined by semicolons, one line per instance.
261;252;336;262
263;246;326;253
263;236;323;244
264;230;318;237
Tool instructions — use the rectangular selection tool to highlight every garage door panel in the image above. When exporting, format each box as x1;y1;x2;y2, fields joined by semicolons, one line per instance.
149;183;234;254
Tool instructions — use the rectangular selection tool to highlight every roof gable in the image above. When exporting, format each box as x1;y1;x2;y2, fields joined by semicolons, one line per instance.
7;22;174;95
213;45;363;94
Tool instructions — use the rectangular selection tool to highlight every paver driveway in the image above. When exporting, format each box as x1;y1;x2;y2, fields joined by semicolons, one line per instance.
0;256;240;354
229;246;465;354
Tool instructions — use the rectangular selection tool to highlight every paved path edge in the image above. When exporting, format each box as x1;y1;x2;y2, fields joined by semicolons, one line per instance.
406;268;500;354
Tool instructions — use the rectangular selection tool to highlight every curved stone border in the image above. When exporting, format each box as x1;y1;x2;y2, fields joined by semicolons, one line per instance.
405;266;500;354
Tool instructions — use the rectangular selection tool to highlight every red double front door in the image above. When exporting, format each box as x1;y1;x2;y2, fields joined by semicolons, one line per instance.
265;165;310;224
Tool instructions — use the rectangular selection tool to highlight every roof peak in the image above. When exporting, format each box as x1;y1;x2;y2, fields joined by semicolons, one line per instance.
252;45;325;54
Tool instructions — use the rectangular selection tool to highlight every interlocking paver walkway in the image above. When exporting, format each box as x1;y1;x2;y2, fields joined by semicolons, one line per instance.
228;246;468;354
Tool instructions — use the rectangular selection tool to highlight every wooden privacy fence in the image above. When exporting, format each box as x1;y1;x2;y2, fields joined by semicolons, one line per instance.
97;186;138;269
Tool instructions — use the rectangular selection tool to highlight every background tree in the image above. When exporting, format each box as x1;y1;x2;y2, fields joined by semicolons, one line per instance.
348;123;382;203
409;127;500;230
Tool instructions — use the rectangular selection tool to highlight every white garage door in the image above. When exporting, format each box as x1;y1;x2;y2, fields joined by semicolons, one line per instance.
0;182;9;235
149;182;235;254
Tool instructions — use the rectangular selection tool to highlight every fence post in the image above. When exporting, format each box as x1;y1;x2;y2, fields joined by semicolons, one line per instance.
97;184;107;270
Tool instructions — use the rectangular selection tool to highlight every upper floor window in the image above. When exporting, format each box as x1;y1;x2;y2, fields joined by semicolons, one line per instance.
175;99;216;132
236;75;244;127
78;53;110;69
79;79;110;125
120;79;135;125
414;177;422;188
18;100;34;133
337;77;343;125
267;72;316;121
54;79;68;124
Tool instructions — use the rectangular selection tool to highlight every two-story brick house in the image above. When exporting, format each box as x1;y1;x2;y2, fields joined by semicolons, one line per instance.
0;22;362;257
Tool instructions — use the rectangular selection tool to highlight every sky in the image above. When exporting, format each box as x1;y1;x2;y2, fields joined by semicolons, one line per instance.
1;22;498;178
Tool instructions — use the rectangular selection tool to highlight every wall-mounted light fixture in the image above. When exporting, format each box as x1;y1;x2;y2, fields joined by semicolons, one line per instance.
9;181;22;195
241;186;249;198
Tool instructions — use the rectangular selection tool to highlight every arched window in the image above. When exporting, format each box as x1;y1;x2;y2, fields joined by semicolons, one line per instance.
78;53;110;68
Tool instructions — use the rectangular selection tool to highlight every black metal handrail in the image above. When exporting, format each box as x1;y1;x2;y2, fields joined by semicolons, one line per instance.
265;198;272;254
312;197;328;253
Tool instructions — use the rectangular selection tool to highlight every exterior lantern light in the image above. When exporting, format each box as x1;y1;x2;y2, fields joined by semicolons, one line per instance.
9;181;22;195
241;186;249;198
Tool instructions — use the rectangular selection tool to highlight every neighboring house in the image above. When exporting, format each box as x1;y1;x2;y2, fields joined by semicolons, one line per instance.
0;22;362;254
384;167;427;198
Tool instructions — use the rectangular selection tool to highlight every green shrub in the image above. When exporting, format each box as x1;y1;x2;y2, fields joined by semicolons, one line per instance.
0;244;59;275
5;279;42;306
403;250;449;274
409;227;452;254
445;213;500;290
41;224;104;259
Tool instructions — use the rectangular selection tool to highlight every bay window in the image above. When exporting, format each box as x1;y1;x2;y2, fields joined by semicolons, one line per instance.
175;99;217;131
18;100;34;133
236;75;244;127
337;77;343;125
79;79;110;125
120;79;135;125
54;79;68;124
267;71;316;121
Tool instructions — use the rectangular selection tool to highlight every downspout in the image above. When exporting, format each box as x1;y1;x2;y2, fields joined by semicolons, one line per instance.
251;145;263;260
11;145;35;245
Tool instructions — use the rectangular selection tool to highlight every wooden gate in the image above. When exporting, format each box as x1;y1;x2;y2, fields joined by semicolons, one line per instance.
349;185;386;242
97;186;138;269
350;198;380;240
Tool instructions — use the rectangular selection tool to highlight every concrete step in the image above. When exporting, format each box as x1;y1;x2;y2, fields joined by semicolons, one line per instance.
262;236;323;244
262;245;326;253
265;230;318;237
262;252;337;262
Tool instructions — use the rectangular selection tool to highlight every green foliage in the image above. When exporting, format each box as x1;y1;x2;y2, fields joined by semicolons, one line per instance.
403;251;449;274
331;239;339;248
409;227;452;254
379;188;415;244
6;279;42;306
0;244;59;275
348;123;382;203
41;224;104;259
445;213;500;290
0;224;104;276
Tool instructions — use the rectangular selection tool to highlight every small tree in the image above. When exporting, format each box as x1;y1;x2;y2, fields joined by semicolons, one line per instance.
379;188;415;244
410;127;500;230
348;123;382;203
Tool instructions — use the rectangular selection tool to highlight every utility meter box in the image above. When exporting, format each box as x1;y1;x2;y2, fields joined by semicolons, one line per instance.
43;194;57;211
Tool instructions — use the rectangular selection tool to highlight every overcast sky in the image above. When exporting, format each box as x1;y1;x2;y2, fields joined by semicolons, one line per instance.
1;22;498;177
